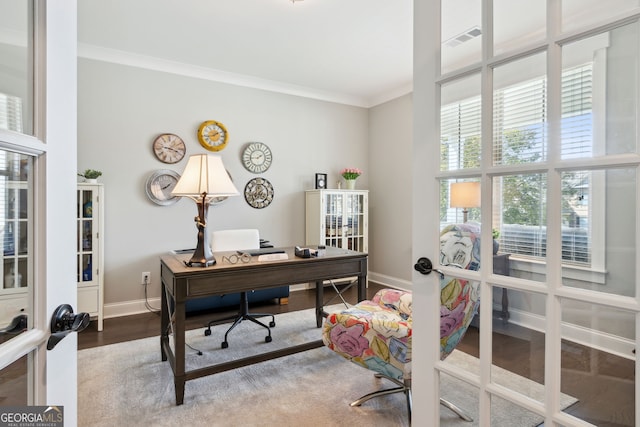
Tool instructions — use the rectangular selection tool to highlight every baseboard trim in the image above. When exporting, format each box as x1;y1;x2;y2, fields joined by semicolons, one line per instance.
104;298;162;319
368;271;412;292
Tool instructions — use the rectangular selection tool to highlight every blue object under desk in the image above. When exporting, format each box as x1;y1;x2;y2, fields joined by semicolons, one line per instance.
174;242;290;314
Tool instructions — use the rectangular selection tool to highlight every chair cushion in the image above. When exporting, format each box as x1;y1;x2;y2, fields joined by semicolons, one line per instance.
322;290;412;381
439;223;481;359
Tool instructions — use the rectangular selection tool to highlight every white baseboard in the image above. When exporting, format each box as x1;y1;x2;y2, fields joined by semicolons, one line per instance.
368;271;412;291
105;285;308;319
104;298;162;319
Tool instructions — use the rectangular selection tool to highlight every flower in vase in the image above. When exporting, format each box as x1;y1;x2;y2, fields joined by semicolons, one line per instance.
341;167;362;180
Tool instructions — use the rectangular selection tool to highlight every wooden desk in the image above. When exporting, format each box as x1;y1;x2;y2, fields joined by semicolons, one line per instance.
160;246;368;405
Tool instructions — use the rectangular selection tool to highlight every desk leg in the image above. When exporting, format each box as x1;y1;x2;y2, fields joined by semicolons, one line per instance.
174;297;186;405
315;280;324;328
160;280;168;361
358;274;366;302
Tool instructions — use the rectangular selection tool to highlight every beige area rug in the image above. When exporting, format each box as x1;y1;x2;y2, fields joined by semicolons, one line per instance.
78;308;576;426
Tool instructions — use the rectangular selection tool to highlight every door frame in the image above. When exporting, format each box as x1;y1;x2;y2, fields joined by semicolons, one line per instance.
412;1;640;426
0;1;78;423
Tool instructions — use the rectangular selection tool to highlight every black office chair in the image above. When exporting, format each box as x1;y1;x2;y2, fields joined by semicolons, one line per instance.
203;229;275;348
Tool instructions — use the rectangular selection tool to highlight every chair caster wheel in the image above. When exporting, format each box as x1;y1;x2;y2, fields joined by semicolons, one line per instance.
204;329;211;336
221;341;229;349
269;321;276;327
265;336;272;343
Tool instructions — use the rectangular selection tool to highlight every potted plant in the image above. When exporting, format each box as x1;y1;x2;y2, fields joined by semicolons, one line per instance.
78;169;102;183
340;167;362;189
492;228;501;254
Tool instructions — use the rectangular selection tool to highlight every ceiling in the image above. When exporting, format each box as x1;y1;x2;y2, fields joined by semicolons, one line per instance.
77;0;414;108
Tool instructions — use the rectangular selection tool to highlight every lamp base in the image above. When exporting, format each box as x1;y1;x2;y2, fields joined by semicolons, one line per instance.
184;197;215;267
184;257;216;268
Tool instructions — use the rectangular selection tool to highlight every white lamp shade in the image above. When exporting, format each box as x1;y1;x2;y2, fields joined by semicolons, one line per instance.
172;154;239;197
450;182;480;208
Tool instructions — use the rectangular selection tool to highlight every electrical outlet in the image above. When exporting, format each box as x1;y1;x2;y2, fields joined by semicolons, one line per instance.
141;272;151;285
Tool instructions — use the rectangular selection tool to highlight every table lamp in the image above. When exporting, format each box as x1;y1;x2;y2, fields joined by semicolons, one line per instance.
172;154;239;267
450;182;480;223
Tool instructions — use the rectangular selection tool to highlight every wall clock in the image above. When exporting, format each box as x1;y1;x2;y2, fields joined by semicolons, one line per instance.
242;142;273;173
197;120;228;151
152;133;186;164
244;177;274;209
145;169;181;206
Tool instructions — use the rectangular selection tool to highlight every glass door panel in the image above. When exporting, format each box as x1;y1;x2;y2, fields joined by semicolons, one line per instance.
561;168;635;297
441;0;481;75
0;0;33;135
561;22;638;158
561;300;635;425
562;0;640;34
493;52;547;166
494;0;545;56
0;353;28;405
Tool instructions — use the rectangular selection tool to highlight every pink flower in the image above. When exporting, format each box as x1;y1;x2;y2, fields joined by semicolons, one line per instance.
341;167;363;180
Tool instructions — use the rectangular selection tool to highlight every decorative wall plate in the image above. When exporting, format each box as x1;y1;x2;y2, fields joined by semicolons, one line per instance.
244;177;274;209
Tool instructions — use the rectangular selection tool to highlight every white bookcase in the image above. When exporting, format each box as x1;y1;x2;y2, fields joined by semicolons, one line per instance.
305;189;368;252
77;183;104;331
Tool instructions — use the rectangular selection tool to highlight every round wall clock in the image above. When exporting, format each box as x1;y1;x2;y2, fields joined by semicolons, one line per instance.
197;120;228;152
244;177;274;209
152;133;186;164
145;169;181;206
242;142;273;173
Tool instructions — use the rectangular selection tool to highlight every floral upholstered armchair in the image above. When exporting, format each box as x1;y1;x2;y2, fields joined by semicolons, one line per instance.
322;223;481;422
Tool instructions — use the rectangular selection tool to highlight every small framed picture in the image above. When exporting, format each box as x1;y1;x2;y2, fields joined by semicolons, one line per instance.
315;173;327;189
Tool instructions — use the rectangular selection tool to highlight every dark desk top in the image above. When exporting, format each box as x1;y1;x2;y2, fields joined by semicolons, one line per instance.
161;246;367;277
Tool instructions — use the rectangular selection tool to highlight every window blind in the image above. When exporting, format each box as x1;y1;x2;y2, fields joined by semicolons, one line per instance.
0;93;23;133
441;64;594;265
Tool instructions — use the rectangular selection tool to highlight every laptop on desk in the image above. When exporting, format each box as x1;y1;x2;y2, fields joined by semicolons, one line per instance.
237;248;286;256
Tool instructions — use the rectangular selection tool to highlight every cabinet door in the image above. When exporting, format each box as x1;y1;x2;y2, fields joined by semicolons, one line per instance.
342;192;367;251
323;192;344;248
77;188;97;287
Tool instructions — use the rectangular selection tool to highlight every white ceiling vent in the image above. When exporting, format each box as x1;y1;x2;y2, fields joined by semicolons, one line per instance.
444;26;482;48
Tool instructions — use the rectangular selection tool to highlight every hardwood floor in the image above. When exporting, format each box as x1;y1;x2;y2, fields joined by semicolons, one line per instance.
78;283;634;426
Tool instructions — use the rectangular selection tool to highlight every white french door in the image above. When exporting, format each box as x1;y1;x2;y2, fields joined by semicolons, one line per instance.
0;1;78;424
413;1;639;426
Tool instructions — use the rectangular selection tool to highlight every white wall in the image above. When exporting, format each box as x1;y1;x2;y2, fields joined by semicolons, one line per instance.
368;94;413;290
77;58;375;313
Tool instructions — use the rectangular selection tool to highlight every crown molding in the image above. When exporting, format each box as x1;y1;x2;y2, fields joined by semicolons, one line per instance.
77;43;383;108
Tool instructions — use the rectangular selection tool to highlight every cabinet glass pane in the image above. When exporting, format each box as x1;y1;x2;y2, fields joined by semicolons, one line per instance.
0;150;33;343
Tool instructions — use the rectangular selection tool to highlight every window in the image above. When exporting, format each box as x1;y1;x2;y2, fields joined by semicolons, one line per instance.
0;93;23;133
441;63;595;266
